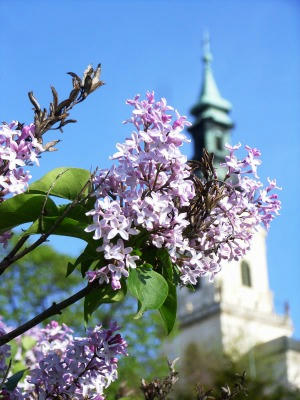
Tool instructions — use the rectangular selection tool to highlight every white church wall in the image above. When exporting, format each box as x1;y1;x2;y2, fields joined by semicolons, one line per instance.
164;313;222;360
221;311;293;356
177;279;216;318
219;229;274;315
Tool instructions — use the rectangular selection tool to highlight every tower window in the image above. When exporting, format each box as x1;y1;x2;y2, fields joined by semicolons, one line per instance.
241;261;252;287
193;277;202;290
216;136;223;151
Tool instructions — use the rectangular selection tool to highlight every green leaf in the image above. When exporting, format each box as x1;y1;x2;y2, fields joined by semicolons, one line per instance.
141;246;158;266
84;284;127;322
159;281;177;334
156;249;177;333
127;265;168;318
57;203;90;224
157;247;181;286
66;242;102;278
157;248;173;280
127;228;149;248
28;167;91;200
4;369;26;392
25;216;92;242
0;194;58;232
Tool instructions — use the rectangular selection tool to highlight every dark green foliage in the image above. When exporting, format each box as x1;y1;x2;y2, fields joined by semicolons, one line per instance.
3;370;26;392
84;282;127;322
0;194;58;232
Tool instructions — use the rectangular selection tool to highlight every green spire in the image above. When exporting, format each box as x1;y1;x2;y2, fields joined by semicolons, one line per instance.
190;33;233;127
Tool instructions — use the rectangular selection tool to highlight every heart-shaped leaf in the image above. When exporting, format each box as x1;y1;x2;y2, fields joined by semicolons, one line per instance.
28;167;91;200
127;265;168;318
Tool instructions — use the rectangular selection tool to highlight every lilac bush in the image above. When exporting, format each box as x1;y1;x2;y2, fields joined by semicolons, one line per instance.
0;122;43;248
0;66;281;399
0;320;127;399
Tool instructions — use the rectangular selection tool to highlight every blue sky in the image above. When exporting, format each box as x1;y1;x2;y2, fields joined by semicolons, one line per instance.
0;0;299;336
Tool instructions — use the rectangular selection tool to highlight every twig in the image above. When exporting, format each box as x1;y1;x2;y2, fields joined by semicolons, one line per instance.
38;169;69;231
0;359;11;390
0;281;99;346
0;236;29;267
28;64;104;142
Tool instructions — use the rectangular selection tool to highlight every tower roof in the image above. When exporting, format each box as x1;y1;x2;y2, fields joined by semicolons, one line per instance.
190;35;233;127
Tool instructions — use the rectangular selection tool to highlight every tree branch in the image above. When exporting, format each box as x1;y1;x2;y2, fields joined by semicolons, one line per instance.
0;174;93;276
0;281;99;346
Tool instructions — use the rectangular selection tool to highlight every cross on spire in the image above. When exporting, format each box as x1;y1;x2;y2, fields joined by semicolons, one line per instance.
203;31;213;65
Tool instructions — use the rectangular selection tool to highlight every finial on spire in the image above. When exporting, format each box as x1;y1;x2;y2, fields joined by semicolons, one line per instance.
203;31;212;65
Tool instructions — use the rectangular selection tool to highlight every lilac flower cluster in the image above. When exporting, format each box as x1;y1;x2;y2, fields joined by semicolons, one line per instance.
1;320;127;400
85;92;281;287
85;92;195;289
0;122;42;247
224;143;281;229
179;143;281;285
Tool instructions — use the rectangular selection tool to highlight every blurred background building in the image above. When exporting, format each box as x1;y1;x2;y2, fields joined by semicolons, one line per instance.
166;38;300;390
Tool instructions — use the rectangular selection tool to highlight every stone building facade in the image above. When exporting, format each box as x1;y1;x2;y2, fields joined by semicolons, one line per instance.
165;39;300;389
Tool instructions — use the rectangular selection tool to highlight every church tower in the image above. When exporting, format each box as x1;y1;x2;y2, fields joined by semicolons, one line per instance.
166;38;293;361
188;35;233;177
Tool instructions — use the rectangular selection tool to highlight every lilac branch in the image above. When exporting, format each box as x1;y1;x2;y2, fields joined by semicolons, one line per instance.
0;281;99;346
0;173;93;276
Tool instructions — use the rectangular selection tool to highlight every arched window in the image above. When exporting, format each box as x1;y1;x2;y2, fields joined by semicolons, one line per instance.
241;260;252;287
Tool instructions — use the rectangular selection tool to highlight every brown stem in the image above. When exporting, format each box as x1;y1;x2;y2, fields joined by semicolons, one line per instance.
1;236;29;267
0;281;99;346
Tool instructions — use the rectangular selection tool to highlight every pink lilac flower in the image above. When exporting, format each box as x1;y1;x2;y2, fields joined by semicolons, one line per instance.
0;122;42;248
85;92;194;288
84;92;281;288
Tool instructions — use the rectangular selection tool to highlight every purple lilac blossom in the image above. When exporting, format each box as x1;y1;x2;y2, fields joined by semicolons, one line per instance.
85;92;281;288
3;320;126;400
0;122;42;248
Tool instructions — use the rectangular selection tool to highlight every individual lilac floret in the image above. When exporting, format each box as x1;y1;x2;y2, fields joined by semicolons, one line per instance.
15;321;127;400
0;231;13;249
